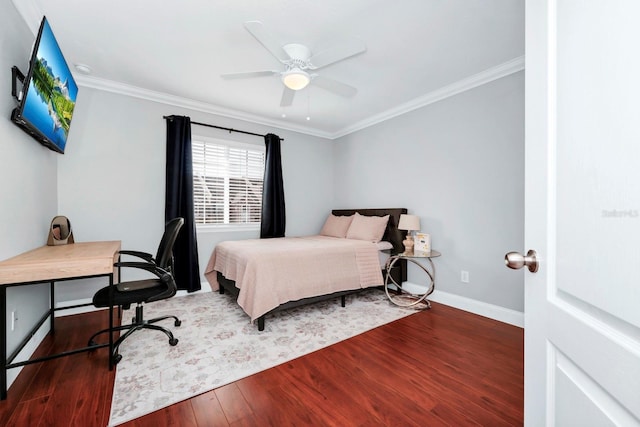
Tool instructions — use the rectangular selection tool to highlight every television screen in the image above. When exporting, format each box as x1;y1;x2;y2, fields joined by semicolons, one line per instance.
11;16;78;154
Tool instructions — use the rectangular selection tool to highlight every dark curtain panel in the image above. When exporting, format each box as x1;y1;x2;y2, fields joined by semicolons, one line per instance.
260;133;286;238
165;115;201;292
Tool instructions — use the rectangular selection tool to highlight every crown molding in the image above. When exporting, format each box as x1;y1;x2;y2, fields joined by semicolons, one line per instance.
331;55;525;138
74;75;334;139
76;56;524;141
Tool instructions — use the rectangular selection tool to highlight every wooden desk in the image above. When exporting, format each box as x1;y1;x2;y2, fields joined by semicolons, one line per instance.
0;241;121;400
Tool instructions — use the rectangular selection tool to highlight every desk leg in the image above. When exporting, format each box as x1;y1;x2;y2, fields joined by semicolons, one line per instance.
1;286;6;400
50;281;55;334
108;273;114;371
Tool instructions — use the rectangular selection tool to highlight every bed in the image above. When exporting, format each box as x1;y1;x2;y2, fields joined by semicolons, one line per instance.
204;208;408;330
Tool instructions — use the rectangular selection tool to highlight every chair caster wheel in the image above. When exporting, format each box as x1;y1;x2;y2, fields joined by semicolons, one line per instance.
175;320;181;327
169;338;179;346
113;354;122;365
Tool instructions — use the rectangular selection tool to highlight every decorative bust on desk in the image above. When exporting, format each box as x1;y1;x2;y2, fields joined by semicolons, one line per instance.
47;215;75;246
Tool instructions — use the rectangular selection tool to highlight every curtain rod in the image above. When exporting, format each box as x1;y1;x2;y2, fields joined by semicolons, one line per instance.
163;116;283;141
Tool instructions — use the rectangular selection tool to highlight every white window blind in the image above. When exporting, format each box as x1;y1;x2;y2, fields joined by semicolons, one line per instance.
192;138;265;226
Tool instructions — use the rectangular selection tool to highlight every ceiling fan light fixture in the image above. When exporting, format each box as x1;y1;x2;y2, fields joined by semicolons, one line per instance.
282;69;310;91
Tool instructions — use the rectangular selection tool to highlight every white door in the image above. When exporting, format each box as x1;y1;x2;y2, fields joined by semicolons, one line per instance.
523;1;640;425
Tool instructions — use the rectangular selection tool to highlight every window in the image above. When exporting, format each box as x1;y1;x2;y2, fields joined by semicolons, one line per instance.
192;137;265;227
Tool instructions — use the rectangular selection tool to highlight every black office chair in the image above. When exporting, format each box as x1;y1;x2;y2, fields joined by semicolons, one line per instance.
88;217;184;364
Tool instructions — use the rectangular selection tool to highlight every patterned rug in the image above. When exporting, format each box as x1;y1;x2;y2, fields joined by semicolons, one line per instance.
108;288;419;426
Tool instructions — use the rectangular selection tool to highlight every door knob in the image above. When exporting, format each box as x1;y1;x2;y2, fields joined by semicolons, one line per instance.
504;250;539;273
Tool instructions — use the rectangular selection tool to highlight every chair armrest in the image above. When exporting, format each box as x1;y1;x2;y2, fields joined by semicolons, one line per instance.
119;250;154;262
114;261;170;280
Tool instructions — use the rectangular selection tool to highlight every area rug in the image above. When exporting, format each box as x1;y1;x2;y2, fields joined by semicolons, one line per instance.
108;288;420;426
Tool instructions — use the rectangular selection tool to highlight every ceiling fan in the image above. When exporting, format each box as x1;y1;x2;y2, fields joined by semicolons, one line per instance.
221;21;367;107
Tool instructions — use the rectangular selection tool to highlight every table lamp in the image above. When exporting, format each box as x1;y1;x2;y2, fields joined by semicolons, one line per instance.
398;214;420;254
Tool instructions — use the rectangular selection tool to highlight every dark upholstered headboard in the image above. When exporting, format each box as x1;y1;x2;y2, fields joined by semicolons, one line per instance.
332;208;407;255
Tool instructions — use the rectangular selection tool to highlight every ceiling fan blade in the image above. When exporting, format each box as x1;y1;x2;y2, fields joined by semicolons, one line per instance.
244;21;290;63
280;87;295;107
312;76;358;98
221;70;279;79
308;38;367;70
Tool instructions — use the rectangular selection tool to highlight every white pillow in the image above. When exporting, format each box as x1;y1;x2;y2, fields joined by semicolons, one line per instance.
376;241;394;251
346;213;390;243
320;214;354;238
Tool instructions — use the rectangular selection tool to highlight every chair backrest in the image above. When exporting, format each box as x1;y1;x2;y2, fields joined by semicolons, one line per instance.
155;217;185;269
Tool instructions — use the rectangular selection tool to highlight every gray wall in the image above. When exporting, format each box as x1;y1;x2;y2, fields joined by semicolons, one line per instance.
1;1;56;362
333;72;525;311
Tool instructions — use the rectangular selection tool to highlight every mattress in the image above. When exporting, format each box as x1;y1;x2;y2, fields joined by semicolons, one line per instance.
204;235;385;321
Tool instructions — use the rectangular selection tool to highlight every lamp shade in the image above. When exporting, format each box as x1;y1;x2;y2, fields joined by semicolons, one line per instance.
398;214;420;231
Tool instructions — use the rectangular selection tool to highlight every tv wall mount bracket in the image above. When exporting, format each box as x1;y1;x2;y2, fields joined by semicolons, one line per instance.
11;66;25;103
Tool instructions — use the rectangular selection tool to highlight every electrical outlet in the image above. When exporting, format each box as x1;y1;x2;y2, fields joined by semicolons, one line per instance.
461;270;469;283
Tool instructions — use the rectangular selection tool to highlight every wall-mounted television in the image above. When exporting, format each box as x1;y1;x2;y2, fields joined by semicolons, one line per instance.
11;16;78;154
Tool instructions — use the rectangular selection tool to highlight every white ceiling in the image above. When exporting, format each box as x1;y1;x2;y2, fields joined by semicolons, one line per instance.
12;0;524;139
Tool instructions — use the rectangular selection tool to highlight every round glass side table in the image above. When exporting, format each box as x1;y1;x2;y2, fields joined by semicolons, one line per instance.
384;250;441;308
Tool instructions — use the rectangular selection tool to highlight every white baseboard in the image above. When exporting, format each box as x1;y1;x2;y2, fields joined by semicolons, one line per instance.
176;281;213;296
53;281;214;317
8;302;99;389
428;287;524;327
54;298;100;316
6;317;51;390
388;281;523;327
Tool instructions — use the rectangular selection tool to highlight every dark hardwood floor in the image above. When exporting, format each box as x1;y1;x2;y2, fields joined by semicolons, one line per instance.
0;299;523;426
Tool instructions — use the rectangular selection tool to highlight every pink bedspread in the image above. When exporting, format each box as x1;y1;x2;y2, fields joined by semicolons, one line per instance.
204;235;384;321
